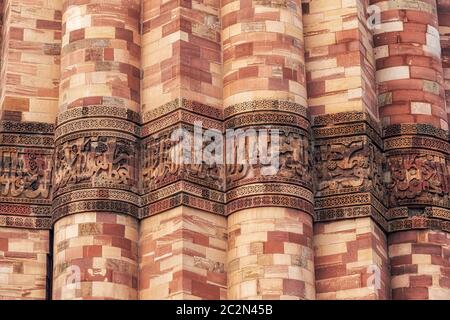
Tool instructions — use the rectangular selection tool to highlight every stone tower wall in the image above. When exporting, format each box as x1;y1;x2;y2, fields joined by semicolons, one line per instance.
0;0;449;300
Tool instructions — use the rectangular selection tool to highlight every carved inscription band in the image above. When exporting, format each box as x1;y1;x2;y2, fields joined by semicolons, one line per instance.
0;101;448;233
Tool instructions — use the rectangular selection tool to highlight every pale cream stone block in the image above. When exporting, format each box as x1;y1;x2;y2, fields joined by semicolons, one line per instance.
428;288;450;300
309;0;342;13
240;279;257;297
376;66;410;82
258;278;283;294
417;264;441;275
336;286;375;299
374;21;404;35
389;243;412;257
323;219;356;233
272;254;292;265
374;45;389;60
411;102;432;115
85;27;116;39
314;232;356;246
22;112;56;124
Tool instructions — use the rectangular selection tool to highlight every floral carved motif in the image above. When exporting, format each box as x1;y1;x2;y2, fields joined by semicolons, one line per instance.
385;153;449;207
314;139;384;200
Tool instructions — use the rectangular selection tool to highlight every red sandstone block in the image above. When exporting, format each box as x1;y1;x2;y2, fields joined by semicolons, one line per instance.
69;29;85;42
399;31;426;45
113;271;133;287
4;252;37;259
191;281;221;300
263;241;285;254
283;279;305;296
431;255;447;267
9;27;24;40
391;264;418;276
36;20;61;30
315;264;347;280
389;232;418;245
267;231;289;242
405;11;436;26
412;244;442;255
83;245;102;258
439;277;450;289
336;29;359;43
337;52;361;67
111;237;132;251
288;232;308;246
206;271;227;286
234;43;253;58
410;275;433;287
0;238;8;251
239;66;258;79
308;81;325;97
410;66;437;81
102;224;125;237
115;28;134;42
403;287;429;300
316;274;361;293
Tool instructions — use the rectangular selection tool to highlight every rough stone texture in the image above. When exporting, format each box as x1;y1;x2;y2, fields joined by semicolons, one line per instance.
59;0;140;112
389;230;450;300
141;0;222;112
228;207;315;300
303;0;377;118
52;212;138;300
0;0;448;301
371;0;448;130
437;0;450;124
0;227;49;299
314;218;390;300
139;207;227;300
0;0;61;123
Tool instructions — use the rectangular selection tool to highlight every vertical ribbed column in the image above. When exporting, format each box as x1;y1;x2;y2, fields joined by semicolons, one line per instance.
222;0;315;299
372;0;446;129
52;0;141;300
139;0;227;300
0;0;61;123
0;0;60;299
304;0;390;300
371;0;450;300
438;0;450;123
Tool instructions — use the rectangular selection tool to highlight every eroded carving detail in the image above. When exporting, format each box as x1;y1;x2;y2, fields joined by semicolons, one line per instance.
314;139;384;200
53;136;136;193
385;153;449;207
0;150;52;201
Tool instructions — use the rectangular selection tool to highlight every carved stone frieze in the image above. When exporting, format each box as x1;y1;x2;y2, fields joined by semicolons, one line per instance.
142;125;225;193
0;148;53;203
385;152;449;208
53;135;138;196
226;126;312;190
313;136;384;200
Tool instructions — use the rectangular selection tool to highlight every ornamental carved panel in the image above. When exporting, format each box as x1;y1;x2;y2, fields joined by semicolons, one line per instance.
385;152;449;208
226;128;312;190
142;126;225;193
0;149;52;202
314;138;384;200
53;136;137;194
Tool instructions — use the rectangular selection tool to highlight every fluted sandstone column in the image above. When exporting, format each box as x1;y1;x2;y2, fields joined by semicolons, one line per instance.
304;0;390;300
222;0;315;299
437;0;450;123
0;0;61;299
52;0;141;300
371;0;450;299
139;0;227;299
